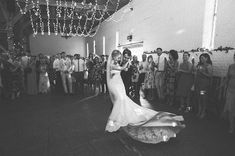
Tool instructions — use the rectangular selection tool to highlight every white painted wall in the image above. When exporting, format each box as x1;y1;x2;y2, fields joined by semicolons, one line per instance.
29;34;86;56
214;0;235;48
86;0;206;56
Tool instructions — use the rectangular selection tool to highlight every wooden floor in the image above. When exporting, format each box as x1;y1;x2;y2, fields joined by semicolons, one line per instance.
0;93;234;156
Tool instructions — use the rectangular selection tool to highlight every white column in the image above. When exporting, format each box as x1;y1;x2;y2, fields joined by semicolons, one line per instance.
103;36;105;55
202;0;218;50
86;43;89;57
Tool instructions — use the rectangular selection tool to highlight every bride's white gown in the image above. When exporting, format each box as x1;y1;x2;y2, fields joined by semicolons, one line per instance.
105;63;185;144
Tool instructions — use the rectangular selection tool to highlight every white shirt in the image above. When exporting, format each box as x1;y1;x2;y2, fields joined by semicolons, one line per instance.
72;59;79;72
59;58;71;72
155;54;167;71
78;59;85;72
53;58;60;71
21;56;29;68
139;61;148;73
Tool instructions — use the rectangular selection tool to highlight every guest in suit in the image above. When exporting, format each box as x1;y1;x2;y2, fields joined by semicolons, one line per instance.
121;48;132;97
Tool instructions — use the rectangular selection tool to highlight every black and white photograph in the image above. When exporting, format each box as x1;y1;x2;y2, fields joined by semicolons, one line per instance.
0;0;235;156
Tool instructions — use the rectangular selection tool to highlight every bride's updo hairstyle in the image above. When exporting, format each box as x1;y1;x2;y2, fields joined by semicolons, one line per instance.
111;50;121;59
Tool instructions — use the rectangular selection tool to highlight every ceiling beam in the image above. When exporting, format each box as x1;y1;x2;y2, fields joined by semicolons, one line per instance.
17;0;116;11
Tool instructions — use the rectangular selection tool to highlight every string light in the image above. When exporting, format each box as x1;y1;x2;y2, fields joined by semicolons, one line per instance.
29;10;37;36
38;5;44;35
16;0;128;37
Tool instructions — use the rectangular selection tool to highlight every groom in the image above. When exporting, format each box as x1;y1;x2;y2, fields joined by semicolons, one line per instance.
121;48;133;97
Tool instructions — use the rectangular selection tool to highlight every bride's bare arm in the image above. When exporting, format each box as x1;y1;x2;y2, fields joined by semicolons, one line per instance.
111;61;129;71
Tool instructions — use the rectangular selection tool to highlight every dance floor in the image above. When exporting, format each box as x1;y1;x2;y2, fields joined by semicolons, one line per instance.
0;93;234;156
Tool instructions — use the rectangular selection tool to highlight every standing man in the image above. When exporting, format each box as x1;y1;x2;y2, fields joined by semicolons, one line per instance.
121;48;132;97
59;52;73;95
72;54;79;93
53;53;63;94
155;48;166;101
137;53;148;98
78;54;86;95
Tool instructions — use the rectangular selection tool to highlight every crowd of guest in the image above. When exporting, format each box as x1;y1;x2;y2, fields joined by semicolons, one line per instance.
0;48;234;133
116;48;234;134
0;50;108;100
125;48;213;116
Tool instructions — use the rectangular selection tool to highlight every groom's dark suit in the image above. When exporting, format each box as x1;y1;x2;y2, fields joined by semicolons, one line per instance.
121;64;132;96
120;48;133;97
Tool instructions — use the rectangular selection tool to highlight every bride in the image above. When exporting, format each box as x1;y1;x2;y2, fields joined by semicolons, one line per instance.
105;50;185;144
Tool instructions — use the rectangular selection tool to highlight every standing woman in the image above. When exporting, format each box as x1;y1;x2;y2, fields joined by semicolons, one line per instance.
92;56;102;94
38;57;50;94
223;53;235;133
27;56;38;95
11;57;24;99
176;52;194;112
131;55;139;100
144;55;155;101
194;53;213;119
165;50;179;106
48;55;57;93
87;53;94;93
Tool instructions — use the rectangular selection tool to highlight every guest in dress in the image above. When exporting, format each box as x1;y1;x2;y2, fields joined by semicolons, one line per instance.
92;56;102;94
87;53;94;93
194;53;213;119
27;56;38;95
130;55;139;101
48;55;57;93
165;50;179;106
144;55;155;101
101;55;108;94
11;57;24;99
138;54;148;99
222;53;235;133
39;58;50;94
176;52;194;112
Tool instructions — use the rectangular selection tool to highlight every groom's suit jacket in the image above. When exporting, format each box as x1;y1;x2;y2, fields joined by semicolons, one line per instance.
121;63;133;96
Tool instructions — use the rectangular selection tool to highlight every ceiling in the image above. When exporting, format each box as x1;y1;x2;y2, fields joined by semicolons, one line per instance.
0;0;130;49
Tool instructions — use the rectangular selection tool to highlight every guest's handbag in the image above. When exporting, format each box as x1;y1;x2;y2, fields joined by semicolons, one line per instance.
84;70;88;80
